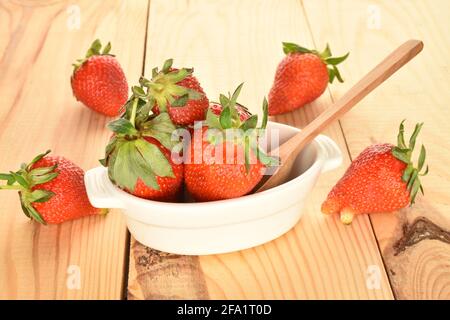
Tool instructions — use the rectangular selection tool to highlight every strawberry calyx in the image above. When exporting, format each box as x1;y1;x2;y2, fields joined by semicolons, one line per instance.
392;120;428;204
72;39;113;73
282;42;349;84
203;83;278;172
0;150;59;224
138;59;203;112
101;83;179;192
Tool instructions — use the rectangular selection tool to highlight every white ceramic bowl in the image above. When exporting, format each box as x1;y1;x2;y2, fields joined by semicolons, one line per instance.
84;121;342;255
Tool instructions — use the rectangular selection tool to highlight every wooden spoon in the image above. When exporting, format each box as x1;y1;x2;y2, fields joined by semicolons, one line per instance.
256;39;424;192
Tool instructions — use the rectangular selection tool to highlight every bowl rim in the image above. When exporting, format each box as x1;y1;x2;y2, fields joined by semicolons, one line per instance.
103;121;326;209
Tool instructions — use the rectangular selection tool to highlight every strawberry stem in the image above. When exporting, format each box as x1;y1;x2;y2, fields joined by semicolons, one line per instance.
130;98;138;127
0;185;23;190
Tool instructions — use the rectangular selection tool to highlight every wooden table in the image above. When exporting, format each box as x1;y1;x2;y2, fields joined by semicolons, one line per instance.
0;0;449;300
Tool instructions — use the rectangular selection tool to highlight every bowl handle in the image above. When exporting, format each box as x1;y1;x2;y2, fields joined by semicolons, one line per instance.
84;167;125;209
315;135;343;173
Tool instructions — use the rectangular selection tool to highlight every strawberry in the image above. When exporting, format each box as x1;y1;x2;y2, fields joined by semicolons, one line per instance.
321;121;428;224
184;84;277;201
141;59;209;126
268;43;349;115
71;39;128;117
0;151;105;224
209;101;251;121
101;84;183;201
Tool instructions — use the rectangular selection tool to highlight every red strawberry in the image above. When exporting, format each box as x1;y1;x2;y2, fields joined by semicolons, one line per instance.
101;90;184;201
268;43;348;115
184;84;276;201
71;39;128;117
0;151;105;224
209;101;251;121
124;137;183;201
321;121;428;224
142;59;209;126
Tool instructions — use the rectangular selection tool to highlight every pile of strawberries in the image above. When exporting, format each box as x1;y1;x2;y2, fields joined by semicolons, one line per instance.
0;39;427;226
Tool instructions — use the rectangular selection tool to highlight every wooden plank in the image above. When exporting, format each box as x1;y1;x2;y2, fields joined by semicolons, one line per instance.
303;0;450;299
127;0;393;299
0;0;148;299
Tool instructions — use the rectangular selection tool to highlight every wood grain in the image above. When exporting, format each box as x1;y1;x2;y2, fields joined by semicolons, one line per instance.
0;0;148;299
127;0;394;299
303;0;450;299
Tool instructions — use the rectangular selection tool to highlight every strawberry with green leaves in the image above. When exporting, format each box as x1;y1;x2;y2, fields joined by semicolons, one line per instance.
269;43;349;115
140;59;209;126
0;151;105;224
71;39;129;117
321;121;428;224
185;84;277;202
101;83;183;202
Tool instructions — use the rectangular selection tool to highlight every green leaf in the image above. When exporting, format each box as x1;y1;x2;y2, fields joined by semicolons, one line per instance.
240;115;258;131
407;170;419;190
219;107;232;129
325;52;349;65
392;147;410;164
244;136;250;174
112;142;140;191
29;165;57;177
186;88;202;100
332;65;344;83
19;195;31;218
321;43;332;58
409;122;423;150
206;108;221;129
410;177;421;204
165;68;189;83
328;67;336;84
145;131;176;150
25;203;46;224
420;165;429;176
397;120;407;149
418;145;426;171
162;59;173;73
146;113;177;134
219;94;229;108
104;136;118;158
401;164;414;183
150;67;157;78
27;150;51;170
230;83;244;105
253;147;279;167
10;171;29;188
129;146;159;190
282;42;312;54
102;42;112;55
28;190;55;203
86;39;102;58
261;97;268;129
140;76;152;87
135;139;174;178
107;118;138;135
0;173;12;180
171;94;189;107
31;172;58;185
132;86;146;97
